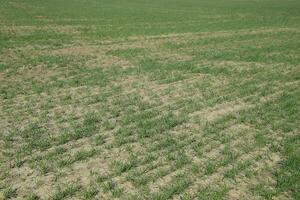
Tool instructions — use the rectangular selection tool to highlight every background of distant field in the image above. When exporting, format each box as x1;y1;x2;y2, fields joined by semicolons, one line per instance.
0;0;299;199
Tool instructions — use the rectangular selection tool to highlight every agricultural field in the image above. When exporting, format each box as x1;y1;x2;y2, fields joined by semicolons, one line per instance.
0;0;300;199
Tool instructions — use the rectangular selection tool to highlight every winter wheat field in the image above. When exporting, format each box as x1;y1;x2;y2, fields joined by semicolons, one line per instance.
0;0;300;199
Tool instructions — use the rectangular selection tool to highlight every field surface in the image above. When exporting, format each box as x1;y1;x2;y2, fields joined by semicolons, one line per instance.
0;0;300;199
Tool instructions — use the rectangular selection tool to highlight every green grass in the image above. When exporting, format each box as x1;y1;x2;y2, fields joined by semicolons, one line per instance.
0;0;299;199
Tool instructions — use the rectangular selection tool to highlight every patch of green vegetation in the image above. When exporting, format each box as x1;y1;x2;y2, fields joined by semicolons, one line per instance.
1;0;299;199
52;184;81;200
25;194;40;200
195;186;229;200
101;180;124;198
80;186;98;200
151;174;191;200
275;134;300;199
107;48;146;59
1;187;17;200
